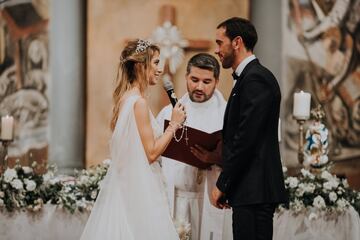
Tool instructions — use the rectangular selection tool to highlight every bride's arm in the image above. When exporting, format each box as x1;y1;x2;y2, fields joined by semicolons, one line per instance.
134;97;185;164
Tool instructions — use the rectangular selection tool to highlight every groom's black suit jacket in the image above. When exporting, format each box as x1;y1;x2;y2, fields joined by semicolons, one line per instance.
216;59;288;207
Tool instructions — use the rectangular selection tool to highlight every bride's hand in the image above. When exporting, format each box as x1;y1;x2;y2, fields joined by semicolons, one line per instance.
170;102;186;127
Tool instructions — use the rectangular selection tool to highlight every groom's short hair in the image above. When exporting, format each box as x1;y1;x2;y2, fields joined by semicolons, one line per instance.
186;53;220;79
217;17;258;52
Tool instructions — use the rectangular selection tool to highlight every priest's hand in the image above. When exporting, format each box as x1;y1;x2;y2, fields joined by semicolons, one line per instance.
211;186;228;209
190;141;222;165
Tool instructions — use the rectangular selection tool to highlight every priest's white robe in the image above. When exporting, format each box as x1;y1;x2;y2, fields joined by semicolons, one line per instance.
157;90;232;240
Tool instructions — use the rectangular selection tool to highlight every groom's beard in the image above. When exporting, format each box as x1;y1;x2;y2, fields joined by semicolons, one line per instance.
221;50;235;69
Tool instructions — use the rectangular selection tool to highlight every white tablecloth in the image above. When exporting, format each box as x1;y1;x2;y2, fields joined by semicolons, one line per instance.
0;205;359;240
273;207;360;240
0;204;89;240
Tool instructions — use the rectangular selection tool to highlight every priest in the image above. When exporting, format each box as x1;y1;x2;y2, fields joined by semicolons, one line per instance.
157;53;232;240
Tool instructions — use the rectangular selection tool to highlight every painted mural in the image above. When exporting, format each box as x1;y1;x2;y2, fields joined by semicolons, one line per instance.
282;0;360;165
0;0;49;163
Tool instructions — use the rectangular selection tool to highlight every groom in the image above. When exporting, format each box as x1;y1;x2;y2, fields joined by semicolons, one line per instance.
211;17;288;240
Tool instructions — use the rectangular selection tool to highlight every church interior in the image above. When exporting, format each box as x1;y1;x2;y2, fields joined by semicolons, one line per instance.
0;0;360;239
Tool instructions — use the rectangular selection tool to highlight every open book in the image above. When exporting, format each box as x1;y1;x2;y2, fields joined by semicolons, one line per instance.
162;120;222;169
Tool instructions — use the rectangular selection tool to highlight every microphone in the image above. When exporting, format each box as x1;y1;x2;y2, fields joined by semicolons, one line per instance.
162;75;178;107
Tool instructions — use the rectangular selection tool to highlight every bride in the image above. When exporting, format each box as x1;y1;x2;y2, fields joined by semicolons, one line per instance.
80;39;186;239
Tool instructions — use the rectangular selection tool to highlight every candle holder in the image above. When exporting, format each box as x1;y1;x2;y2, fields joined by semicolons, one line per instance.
295;118;306;165
0;139;12;170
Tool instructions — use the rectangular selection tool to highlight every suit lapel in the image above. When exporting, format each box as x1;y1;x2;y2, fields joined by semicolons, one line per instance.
223;59;260;137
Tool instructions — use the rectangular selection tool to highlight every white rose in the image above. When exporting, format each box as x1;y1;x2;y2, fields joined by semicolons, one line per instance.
64;186;73;193
11;179;23;190
0;199;4;206
288;177;299;189
33;205;41;212
342;179;349;188
90;190;98;200
42;172;54;183
336;198;348;210
321;171;333;181
329;192;337;202
291;199;304;213
90;176;97;182
308;212;318;221
0;191;4;198
103;159;111;166
77;198;87;208
4;168;17;183
79;175;89;185
313;195;326;209
98;180;104;189
301;169;315;179
36;198;43;205
86;204;93;211
304;183;316;193
25;180;37;191
22;166;33;174
323;180;339;191
295;184;305;197
323;182;333;191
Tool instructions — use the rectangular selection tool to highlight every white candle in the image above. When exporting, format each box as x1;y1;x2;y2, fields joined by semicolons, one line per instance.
293;91;311;120
1;115;14;140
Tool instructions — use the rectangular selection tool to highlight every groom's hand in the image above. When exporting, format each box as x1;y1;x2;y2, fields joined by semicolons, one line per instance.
211;186;229;209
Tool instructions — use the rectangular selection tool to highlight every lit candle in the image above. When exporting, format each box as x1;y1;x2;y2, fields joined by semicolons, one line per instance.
293;91;311;120
1;115;14;140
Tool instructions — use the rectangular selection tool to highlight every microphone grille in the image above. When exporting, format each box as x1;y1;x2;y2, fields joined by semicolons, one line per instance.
162;74;174;91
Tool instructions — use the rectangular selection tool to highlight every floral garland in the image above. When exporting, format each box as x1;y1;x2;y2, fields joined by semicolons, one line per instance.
1;161;359;220
0;160;109;213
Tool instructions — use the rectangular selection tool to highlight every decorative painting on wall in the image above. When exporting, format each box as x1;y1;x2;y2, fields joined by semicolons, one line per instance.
0;0;49;165
282;0;360;166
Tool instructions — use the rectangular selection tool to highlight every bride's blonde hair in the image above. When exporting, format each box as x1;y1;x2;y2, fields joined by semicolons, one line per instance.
110;39;160;131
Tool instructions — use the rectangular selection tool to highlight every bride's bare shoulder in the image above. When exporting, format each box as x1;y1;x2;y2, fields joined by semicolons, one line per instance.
134;97;149;115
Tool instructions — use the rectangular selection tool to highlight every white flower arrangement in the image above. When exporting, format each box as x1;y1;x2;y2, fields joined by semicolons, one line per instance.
281;166;360;216
1;157;359;231
0;160;46;212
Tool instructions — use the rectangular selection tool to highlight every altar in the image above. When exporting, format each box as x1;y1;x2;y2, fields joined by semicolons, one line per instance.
0;204;359;240
0;204;89;240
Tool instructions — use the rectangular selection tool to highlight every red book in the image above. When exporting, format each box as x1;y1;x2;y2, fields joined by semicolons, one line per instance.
162;120;222;169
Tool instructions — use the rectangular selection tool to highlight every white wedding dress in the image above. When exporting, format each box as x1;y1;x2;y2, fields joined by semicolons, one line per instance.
80;95;179;240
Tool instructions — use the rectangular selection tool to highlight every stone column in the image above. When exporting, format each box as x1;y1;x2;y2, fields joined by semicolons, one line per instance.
49;0;85;174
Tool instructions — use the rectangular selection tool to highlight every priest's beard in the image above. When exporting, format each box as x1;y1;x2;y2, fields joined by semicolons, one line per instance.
188;87;216;103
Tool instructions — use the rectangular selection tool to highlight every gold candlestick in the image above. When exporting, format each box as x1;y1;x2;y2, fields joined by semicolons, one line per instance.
296;119;306;165
1;139;12;171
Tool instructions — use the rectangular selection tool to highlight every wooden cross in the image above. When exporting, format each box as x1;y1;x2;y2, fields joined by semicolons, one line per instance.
156;5;212;107
158;5;211;76
123;5;212;109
